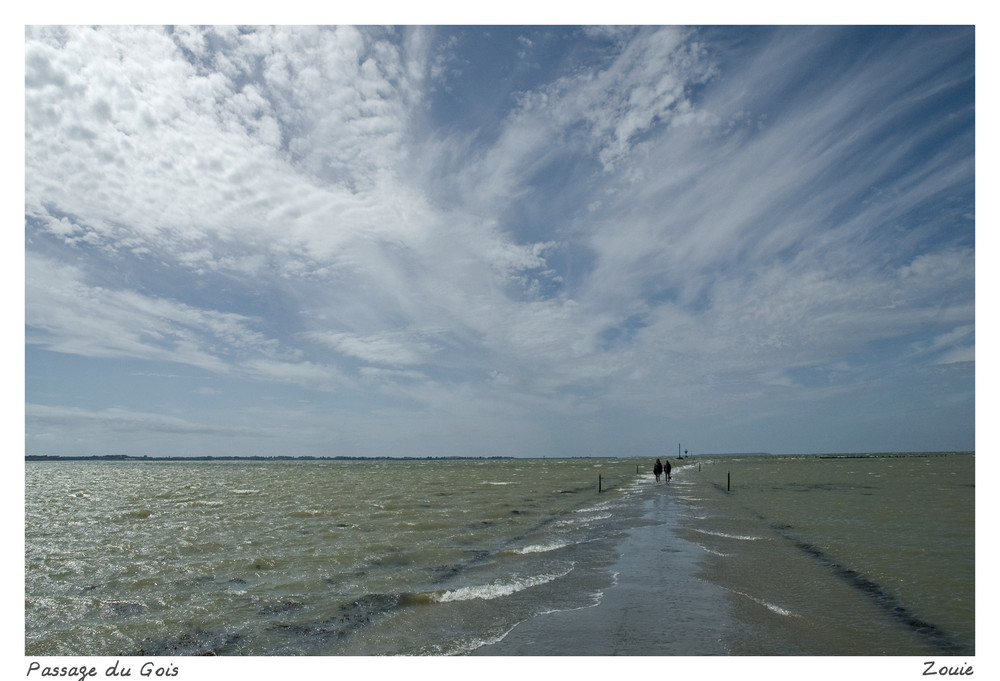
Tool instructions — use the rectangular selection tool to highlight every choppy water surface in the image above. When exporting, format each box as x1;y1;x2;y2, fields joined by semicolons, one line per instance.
25;458;648;655
673;453;974;655
25;453;975;656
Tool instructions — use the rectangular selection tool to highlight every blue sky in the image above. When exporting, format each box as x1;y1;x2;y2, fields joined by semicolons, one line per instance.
24;25;975;458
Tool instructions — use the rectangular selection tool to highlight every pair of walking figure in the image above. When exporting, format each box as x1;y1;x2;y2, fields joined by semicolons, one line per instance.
654;458;671;482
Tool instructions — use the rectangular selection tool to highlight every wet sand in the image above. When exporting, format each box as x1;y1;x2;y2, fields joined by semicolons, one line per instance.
474;480;735;655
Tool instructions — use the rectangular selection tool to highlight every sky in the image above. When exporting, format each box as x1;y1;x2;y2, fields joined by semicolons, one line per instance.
23;25;976;458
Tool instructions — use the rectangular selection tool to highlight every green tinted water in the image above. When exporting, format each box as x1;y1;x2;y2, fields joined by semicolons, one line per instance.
25;453;975;656
673;453;974;655
25;458;649;655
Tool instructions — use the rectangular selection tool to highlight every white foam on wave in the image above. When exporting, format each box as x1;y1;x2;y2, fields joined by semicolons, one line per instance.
727;588;798;617
691;528;763;541
536;593;604;617
697;544;731;557
432;566;573;603
483;481;513;485
433;628;514;655
576;512;613;522
512;541;572;554
474;582;607;653
576;501;613;513
554;511;612;528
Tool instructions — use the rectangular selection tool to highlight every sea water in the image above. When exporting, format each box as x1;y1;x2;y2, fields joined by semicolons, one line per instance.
24;453;974;656
25;457;650;656
672;453;975;655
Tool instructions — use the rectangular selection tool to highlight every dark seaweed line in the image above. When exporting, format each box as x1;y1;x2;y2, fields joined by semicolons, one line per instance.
778;532;968;654
704;483;970;655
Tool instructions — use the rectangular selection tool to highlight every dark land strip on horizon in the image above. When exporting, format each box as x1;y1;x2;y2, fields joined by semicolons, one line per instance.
26;452;971;462
25;454;517;461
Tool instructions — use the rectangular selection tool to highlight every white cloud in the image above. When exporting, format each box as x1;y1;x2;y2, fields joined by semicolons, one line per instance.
25;252;338;390
23;26;975;456
242;358;344;391
25;403;247;437
25;27;422;276
27;253;235;372
306;330;436;366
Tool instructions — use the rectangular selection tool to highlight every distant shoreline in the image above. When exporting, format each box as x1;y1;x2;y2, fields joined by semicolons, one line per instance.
24;451;971;462
23;454;516;462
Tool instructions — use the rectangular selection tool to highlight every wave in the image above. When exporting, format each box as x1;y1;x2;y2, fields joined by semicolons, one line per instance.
100;599;150;617
726;588;797;617
690;528;764;541
537;592;605;618
426;628;515;655
509;541;572;554
402;519;452;530
554;512;612;528
431;566;573;603
696;544;731;557
575;501;614;512
469;589;606;654
289;509;339;518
